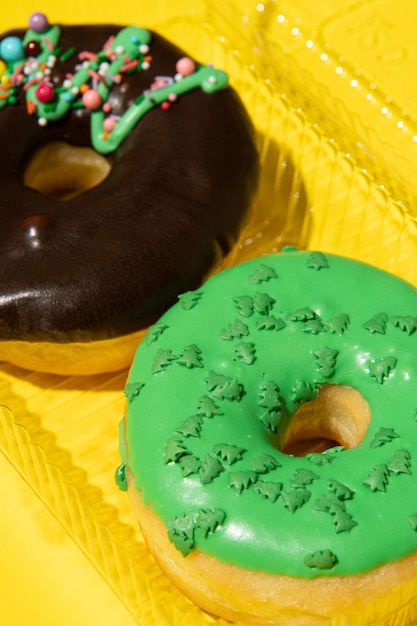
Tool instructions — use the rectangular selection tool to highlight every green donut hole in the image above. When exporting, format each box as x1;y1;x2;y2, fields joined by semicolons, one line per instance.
281;384;371;457
23;141;111;201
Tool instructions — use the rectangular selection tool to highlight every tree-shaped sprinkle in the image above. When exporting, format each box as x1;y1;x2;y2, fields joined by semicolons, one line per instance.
313;348;338;378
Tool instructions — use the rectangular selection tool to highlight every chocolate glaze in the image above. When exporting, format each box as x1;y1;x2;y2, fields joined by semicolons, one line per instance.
0;25;259;342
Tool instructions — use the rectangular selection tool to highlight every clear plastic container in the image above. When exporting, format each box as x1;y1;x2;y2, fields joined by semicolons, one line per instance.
2;1;417;624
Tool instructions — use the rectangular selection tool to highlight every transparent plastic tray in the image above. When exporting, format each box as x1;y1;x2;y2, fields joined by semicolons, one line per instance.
2;0;417;624
246;0;417;284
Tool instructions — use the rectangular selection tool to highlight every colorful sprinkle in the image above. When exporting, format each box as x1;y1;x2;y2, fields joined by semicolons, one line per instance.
29;12;49;34
0;37;25;63
25;40;42;57
35;82;55;103
176;56;196;77
82;88;102;110
103;116;116;132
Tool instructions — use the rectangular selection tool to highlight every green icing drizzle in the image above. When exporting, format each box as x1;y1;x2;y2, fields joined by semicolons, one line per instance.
0;20;228;154
123;250;417;578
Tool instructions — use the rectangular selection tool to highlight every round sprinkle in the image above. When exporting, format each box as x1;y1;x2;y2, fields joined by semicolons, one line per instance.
208;75;217;84
175;56;196;77
0;36;25;62
82;89;102;110
35;82;55;103
46;55;57;68
139;44;149;54
98;61;110;74
161;101;171;111
102;102;112;113
25;39;42;57
168;93;178;102
103;117;116;132
38;116;47;126
115;45;124;55
29;12;49;33
141;61;151;70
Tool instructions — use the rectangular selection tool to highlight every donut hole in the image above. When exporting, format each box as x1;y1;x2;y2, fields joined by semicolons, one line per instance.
23;141;111;201
281;384;371;457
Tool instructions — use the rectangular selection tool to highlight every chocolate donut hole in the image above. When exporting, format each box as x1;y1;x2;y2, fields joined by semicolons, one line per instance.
23;141;111;201
280;384;371;456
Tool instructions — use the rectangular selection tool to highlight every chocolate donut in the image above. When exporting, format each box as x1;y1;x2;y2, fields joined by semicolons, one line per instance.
0;14;259;375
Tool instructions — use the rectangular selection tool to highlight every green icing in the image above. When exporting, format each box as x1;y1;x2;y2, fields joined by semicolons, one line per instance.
0;22;228;154
123;250;417;578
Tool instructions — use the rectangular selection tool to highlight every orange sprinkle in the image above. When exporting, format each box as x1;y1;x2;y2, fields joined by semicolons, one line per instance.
103;130;109;141
80;84;89;94
26;99;37;114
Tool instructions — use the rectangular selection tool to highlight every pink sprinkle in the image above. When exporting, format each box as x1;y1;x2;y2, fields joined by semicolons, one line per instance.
82;89;102;110
11;64;23;84
42;37;55;51
89;70;109;86
175;57;196;77
103;117;116;132
102;102;112;113
79;51;98;61
120;59;138;73
103;35;115;49
168;93;178;103
23;77;41;91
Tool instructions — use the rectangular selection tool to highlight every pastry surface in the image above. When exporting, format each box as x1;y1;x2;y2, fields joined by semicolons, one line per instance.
120;249;417;622
0;18;259;372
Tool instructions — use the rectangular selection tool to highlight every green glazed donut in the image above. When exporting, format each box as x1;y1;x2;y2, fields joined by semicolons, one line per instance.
118;249;417;624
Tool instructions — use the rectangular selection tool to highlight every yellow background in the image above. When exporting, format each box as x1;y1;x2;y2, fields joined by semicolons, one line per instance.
2;1;417;625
